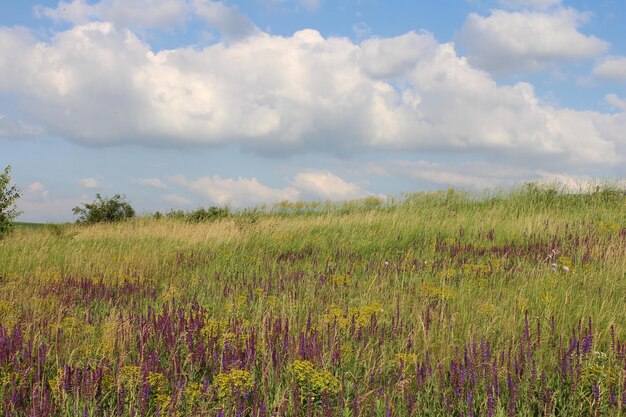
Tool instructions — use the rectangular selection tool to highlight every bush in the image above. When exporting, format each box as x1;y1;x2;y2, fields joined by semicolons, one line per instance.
72;194;135;224
0;166;21;239
186;206;230;223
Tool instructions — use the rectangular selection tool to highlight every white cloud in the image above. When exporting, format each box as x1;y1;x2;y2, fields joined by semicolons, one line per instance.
497;0;561;10
290;170;370;200
299;0;320;11
78;177;99;188
0;22;622;170
169;170;372;207
37;0;261;40
605;94;626;112
162;193;192;205
368;160;532;190
27;182;49;197
264;0;321;11
192;0;260;41
535;172;626;193
170;174;299;207
352;22;371;40
133;177;167;188
460;8;608;75
17;182;85;222
358;32;437;79
593;56;626;82
0;115;42;138
35;0;190;30
366;160;626;193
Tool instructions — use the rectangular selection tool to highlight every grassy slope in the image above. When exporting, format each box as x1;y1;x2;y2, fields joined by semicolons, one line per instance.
0;187;625;415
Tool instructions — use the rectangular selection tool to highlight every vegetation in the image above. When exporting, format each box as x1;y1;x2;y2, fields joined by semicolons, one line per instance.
0;185;625;416
0;165;21;239
155;206;231;223
72;193;135;224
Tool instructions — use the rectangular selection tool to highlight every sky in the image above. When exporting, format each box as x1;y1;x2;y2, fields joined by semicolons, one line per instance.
1;0;625;222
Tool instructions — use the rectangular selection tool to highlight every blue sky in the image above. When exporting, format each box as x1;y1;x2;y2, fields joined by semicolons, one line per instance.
1;0;625;222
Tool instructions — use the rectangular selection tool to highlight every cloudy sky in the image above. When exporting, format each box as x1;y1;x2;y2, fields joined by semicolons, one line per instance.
1;0;625;222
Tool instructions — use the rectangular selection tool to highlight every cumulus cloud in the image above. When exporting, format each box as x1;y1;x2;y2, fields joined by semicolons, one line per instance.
368;160;532;190
264;0;321;11
358;32;437;79
35;0;190;30
497;0;561;10
36;0;263;40
169;174;298;207
593;56;626;82
605;94;626;112
192;0;260;41
162;193;192;205
78;177;99;188
0;21;622;170
132;177;167;188
26;182;49;198
17;182;85;222
168;170;372;207
290;171;370;200
535;172;626;193
460;8;608;75
0;115;42;138
366;159;626;193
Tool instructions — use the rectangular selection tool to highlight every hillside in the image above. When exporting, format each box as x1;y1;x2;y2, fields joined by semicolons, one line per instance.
1;187;625;416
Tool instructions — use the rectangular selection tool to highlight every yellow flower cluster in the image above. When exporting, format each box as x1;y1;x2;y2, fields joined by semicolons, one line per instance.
148;372;167;392
1;371;17;388
322;302;384;329
118;365;141;389
201;319;228;339
34;268;62;283
596;221;621;236
580;364;619;386
48;368;63;401
477;303;496;315
59;316;94;338
290;360;341;398
395;353;419;376
557;256;573;271
0;300;17;329
185;382;204;404
419;283;456;301
462;263;490;279
437;268;456;280
394;353;419;368
331;274;352;286
213;369;253;399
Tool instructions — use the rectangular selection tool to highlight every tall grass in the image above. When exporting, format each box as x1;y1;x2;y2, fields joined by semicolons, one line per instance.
0;185;625;415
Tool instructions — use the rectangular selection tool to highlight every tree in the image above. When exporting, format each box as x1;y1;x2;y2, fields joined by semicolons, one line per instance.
72;193;135;224
0;165;21;238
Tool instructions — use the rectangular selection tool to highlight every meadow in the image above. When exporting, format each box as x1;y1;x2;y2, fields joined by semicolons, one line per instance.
0;186;625;416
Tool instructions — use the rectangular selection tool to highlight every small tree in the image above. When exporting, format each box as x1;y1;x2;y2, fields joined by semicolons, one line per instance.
0;166;22;239
72;193;135;224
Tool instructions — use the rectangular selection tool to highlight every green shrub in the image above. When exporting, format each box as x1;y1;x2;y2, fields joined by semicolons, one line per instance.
72;194;135;224
186;206;229;223
0;166;21;239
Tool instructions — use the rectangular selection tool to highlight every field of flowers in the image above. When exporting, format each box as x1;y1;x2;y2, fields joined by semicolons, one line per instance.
0;187;625;416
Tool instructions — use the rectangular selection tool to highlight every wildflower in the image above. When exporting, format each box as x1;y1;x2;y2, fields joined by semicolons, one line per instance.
213;369;253;399
289;360;340;399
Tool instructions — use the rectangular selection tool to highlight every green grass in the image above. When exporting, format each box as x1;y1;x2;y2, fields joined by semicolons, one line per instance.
0;185;625;416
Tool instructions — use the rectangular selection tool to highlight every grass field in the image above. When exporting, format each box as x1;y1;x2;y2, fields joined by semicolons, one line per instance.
1;186;625;416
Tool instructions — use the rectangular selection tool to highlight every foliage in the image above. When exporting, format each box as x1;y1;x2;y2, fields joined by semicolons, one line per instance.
0;185;625;415
185;206;229;223
0;166;21;239
72;193;135;224
154;206;230;222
